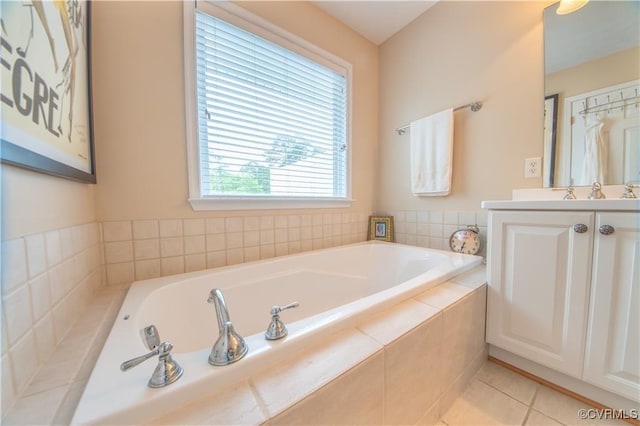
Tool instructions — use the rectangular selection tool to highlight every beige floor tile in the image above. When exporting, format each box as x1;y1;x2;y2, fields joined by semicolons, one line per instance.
475;361;538;405
533;386;628;426
442;378;528;425
525;409;563;425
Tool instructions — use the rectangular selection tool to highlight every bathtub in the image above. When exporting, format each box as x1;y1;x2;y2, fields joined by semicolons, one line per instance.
72;241;482;424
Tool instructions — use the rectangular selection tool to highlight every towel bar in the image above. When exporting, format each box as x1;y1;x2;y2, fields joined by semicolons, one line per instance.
395;101;483;135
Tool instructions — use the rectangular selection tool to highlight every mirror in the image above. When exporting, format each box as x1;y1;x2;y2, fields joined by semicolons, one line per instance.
543;1;640;187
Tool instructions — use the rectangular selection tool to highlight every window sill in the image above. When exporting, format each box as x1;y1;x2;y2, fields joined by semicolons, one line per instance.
188;197;354;211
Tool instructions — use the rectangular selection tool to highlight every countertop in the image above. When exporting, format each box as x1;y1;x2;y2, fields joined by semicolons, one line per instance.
481;199;640;212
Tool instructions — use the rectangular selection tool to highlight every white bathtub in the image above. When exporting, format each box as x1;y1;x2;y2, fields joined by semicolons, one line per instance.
73;241;482;424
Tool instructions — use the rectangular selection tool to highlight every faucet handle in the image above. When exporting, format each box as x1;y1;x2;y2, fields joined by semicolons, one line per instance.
621;183;638;199
588;182;606;199
270;302;299;316
562;186;577;200
266;302;299;340
121;341;184;388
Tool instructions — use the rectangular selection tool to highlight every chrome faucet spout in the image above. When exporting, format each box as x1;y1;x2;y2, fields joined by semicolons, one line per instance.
207;288;248;366
208;289;230;334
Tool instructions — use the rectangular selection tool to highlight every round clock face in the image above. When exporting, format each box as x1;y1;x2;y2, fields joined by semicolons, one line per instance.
449;229;481;254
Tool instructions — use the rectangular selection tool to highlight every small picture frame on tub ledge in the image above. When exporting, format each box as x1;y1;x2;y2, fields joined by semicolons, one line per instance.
368;216;395;242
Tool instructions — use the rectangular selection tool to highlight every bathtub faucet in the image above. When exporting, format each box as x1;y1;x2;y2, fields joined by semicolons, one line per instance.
207;288;248;366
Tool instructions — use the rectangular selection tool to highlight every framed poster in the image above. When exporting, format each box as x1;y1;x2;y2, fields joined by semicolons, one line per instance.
0;0;95;183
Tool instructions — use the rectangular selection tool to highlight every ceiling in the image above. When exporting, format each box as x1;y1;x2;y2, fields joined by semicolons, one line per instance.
544;1;640;74
311;1;438;45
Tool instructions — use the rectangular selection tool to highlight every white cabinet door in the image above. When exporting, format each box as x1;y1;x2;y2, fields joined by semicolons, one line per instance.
487;211;594;378
583;212;640;400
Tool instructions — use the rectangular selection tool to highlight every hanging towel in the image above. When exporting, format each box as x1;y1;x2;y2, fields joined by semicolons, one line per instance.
581;117;607;185
410;108;454;196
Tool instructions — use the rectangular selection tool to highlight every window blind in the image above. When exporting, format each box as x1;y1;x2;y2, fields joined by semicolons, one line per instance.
194;11;348;198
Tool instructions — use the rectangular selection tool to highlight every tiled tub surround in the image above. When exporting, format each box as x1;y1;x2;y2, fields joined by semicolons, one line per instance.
103;212;371;286
390;210;488;257
146;266;487;425
1;223;104;417
2;264;486;425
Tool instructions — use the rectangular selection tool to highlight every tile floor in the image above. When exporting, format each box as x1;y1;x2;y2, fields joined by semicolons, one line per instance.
440;361;631;426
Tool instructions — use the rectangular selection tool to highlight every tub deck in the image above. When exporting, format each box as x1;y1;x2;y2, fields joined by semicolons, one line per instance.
72;242;482;424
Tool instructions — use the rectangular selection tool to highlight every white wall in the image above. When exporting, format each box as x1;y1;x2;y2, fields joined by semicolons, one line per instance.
377;1;553;213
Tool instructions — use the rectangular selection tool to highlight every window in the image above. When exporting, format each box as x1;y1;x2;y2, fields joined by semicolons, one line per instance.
184;2;352;210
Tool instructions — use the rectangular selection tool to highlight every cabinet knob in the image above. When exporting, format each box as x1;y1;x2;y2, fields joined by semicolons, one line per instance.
573;224;588;233
599;225;615;235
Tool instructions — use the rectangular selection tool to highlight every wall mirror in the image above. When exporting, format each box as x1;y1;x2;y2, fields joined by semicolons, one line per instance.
543;1;640;187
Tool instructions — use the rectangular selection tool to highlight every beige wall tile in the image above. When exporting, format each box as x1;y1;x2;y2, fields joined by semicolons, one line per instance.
183;218;205;236
33;315;56;365
102;221;132;242
29;273;52;323
274;215;288;229
53;380;87;425
441;292;478;385
243;231;260;248
252;329;382;418
225;217;243;233
384;315;443;425
106;262;134;286
1;353;16;415
206;251;226;268
134;239;160;260
1;239;28;295
159;219;183;238
184;235;205;255
3;285;33;346
135;259;161;280
161;256;185;276
44;230;63;267
271;352;384;425
416;282;474;310
132;220;159;240
185;254;206;272
205;218;225;234
440;347;488;416
244;246;260;262
104;241;133;264
226;248;244;265
358;299;439;346
206;233;226;252
9;331;38;395
2;385;67;425
450;266;487;289
148;381;265;425
243;216;260;231
160;237;184;257
25;234;47;279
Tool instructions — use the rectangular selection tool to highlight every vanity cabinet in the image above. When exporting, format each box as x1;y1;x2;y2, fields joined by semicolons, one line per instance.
583;212;639;401
486;207;640;400
486;211;593;378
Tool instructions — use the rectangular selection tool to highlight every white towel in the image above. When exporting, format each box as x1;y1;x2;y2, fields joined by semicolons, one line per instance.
581;117;607;185
410;108;454;196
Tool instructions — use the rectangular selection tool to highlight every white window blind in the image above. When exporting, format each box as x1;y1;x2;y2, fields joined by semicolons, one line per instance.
194;11;348;199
